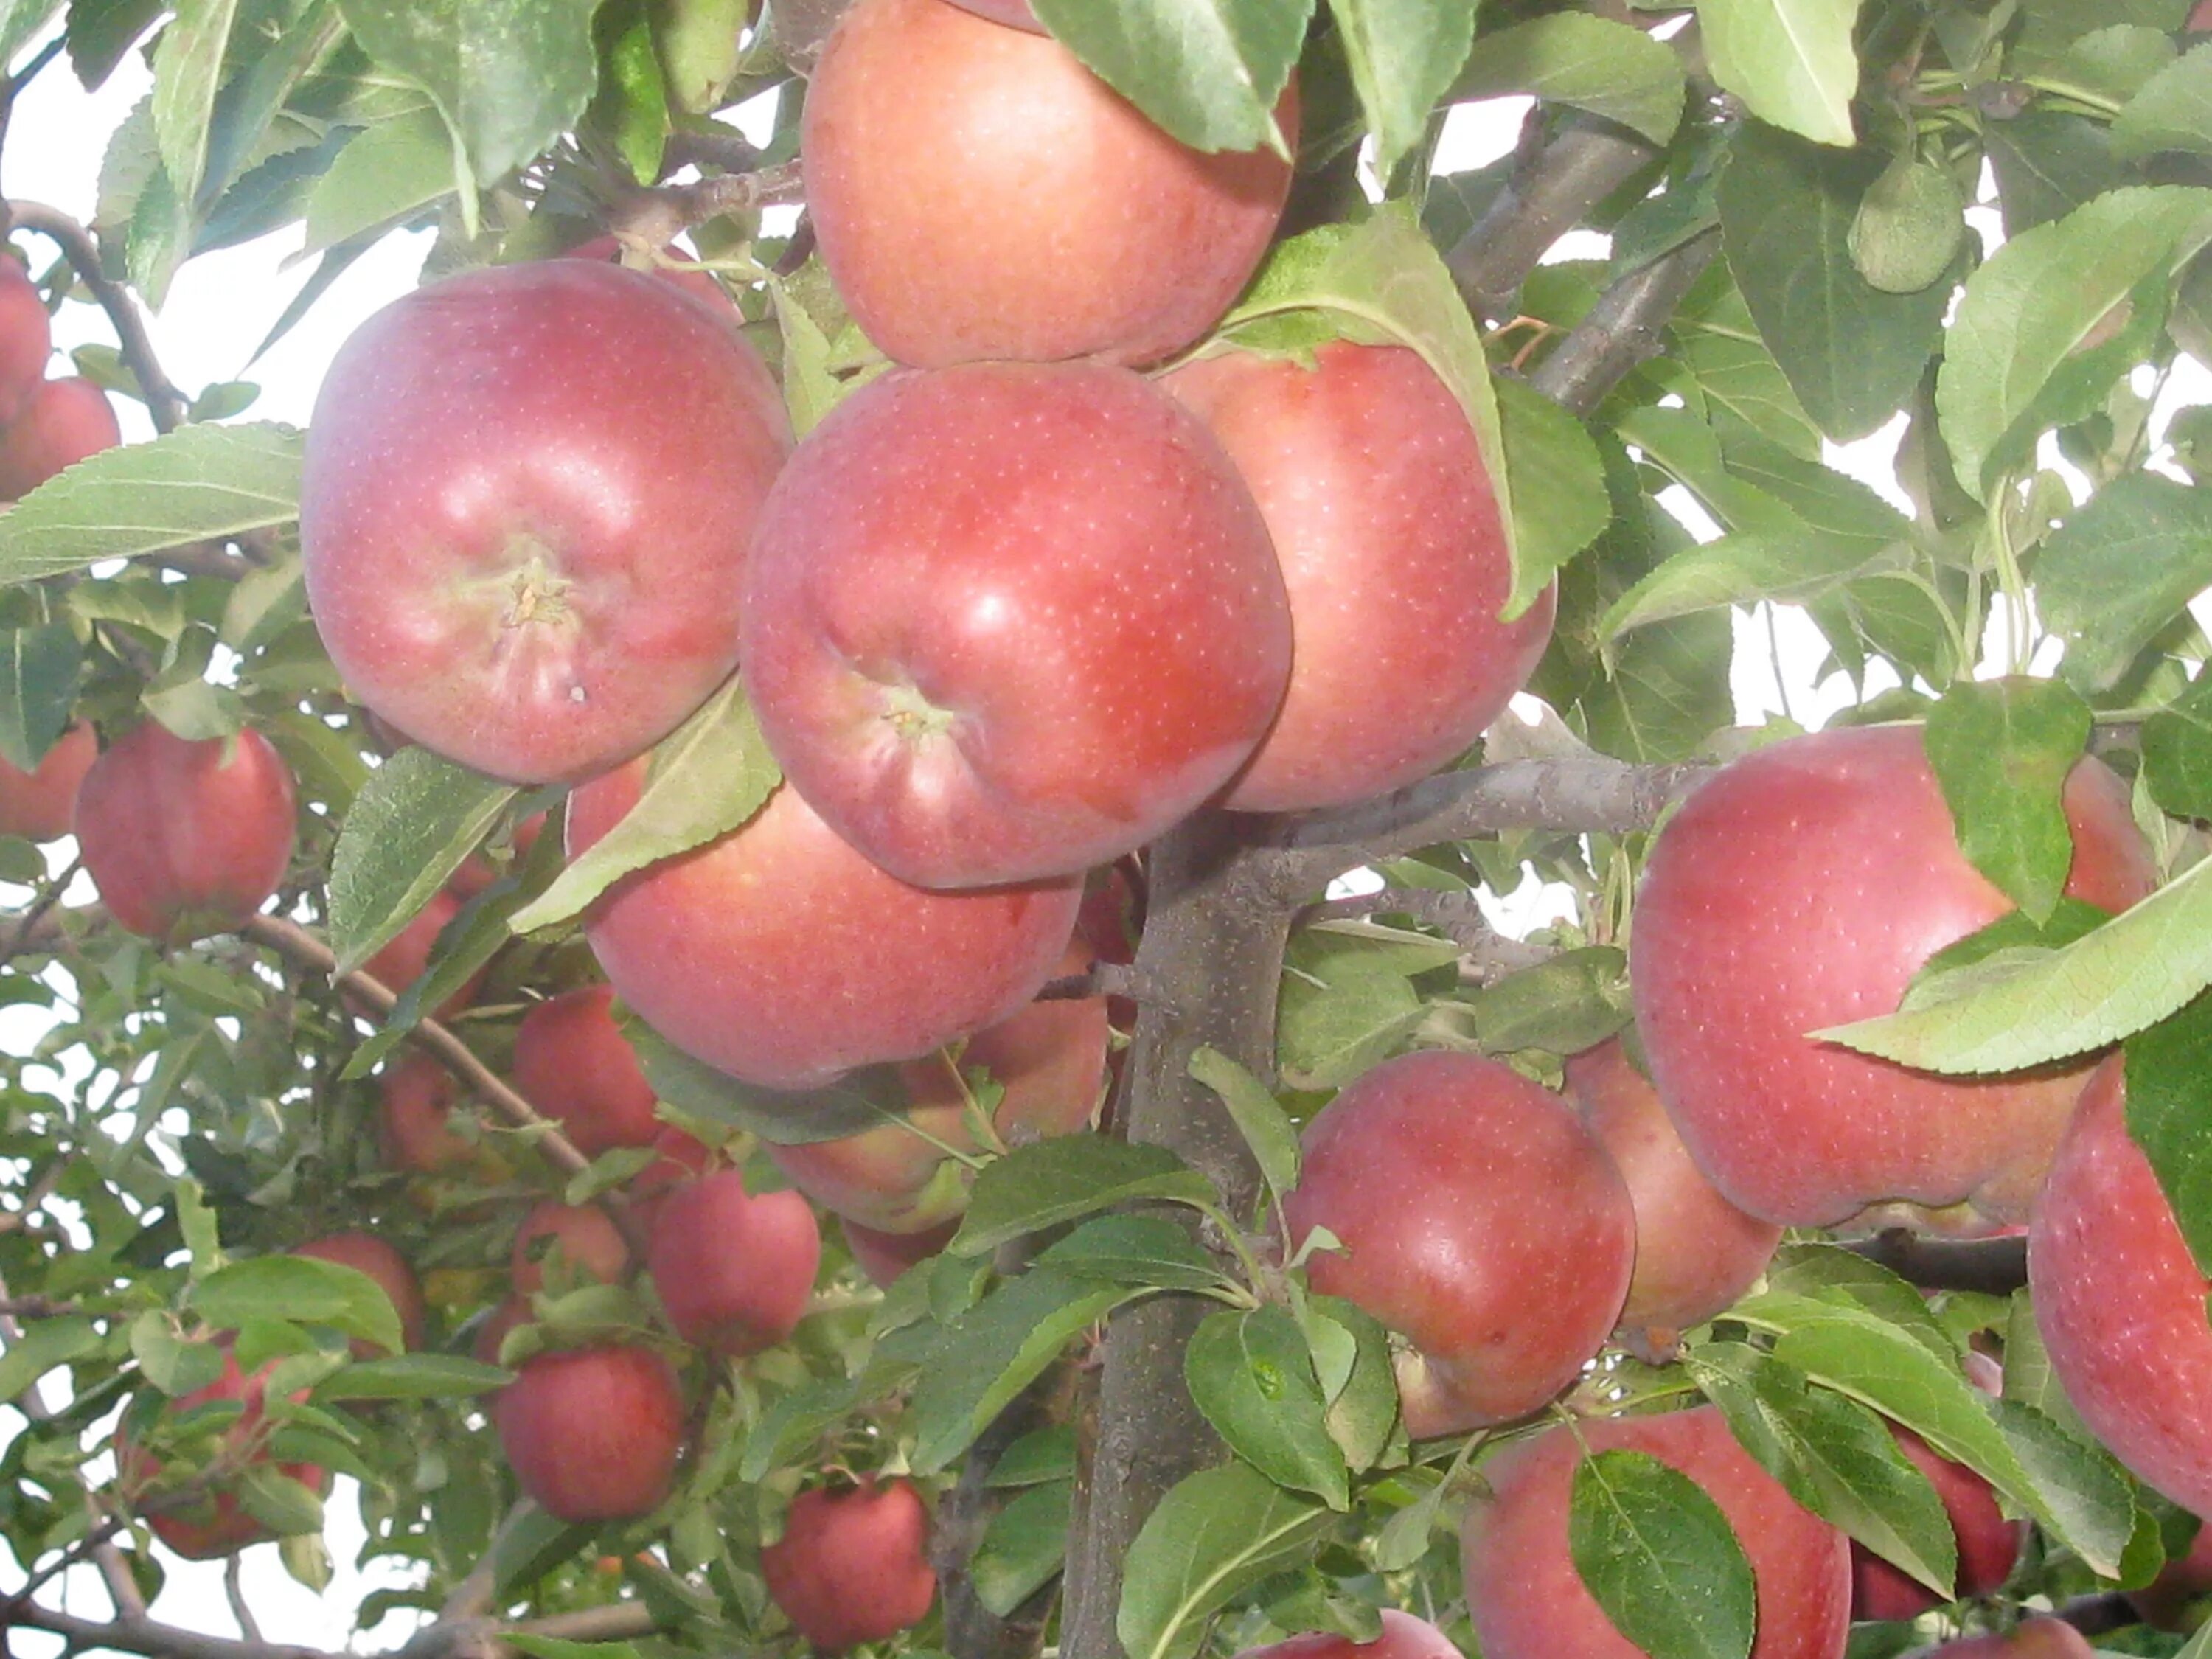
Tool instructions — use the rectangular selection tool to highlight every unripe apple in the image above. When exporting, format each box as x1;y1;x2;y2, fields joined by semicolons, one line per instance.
568;769;1081;1091
647;1170;821;1357
358;888;481;1019
1565;1037;1781;1360
762;1477;936;1652
510;1201;630;1295
742;361;1290;888
0;258;51;426
1461;1405;1851;1659
293;1231;426;1355
804;0;1293;367
0;720;96;842
0;376;120;497
1164;341;1555;812
1282;1051;1635;1436
494;1344;684;1522
841;1216;956;1287
1915;1618;2096;1656
1631;724;2154;1230
75;722;298;942
299;260;792;785
511;985;662;1157
1232;1610;1462;1659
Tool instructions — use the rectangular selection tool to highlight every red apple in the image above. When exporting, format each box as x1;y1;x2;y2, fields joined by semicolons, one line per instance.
841;1216;956;1287
75;721;298;942
510;1200;630;1295
762;1477;936;1652
1631;724;2154;1230
471;1295;530;1368
1565;1037;1781;1361
378;1052;478;1174
1282;1051;1635;1436
627;1127;714;1224
2189;0;2212;31
1233;1611;1463;1659
359;888;481;1019
804;0;1292;368
1163;341;1555;812
299;260;792;785
511;984;662;1157
494;1344;684;1522
1461;1405;1851;1659
944;0;1041;26
1916;1618;2095;1656
647;1170;821;1357
293;1231;426;1355
2031;1057;2212;1517
0;257;51;426
0;720;96;842
2130;1514;2212;1628
742;361;1290;888
568;768;1080;1090
0;376;120;497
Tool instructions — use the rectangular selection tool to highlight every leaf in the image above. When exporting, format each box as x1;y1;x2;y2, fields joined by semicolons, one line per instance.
0;1315;100;1405
1599;530;1908;638
1568;1448;1756;1659
509;681;776;933
1937;187;2212;497
301;108;455;253
1923;678;2093;925
0;624;83;774
2115;42;2212;159
313;1353;512;1401
327;748;518;978
1986;111;2125;239
0;422;303;581
1187;1045;1299;1203
1764;1241;1958;1363
237;1465;325;1537
1036;1214;1233;1295
1116;1461;1332;1659
971;1479;1071;1618
2003;1287;2091;1441
1697;0;1863;148
1301;1294;1399;1474
614;1010;917;1145
1989;1395;2142;1582
0;1;62;70
2126;992;2212;1276
1026;0;1307;156
1324;0;1478;178
1449;13;1684;145
2145;671;2212;819
192;1256;406;1358
1276;953;1425;1090
1467;946;1632;1056
2039;472;2212;693
594;4;668;187
1496;377;1608;613
150;0;239;209
950;1138;1220;1258
987;1426;1077;1488
1184;1307;1348;1507
911;1269;1132;1472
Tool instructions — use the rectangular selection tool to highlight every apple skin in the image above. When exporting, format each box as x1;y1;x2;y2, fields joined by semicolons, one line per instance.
293;1231;427;1356
299;260;792;785
0;377;120;498
2129;1515;2212;1629
805;0;1292;368
569;768;1081;1090
1916;1618;2095;1656
0;720;96;842
510;1200;630;1296
1461;1405;1851;1659
762;1477;936;1652
841;1216;957;1287
943;0;1041;28
0;259;51;426
1233;1610;1463;1659
1163;342;1556;812
742;361;1290;888
1630;724;2154;1231
2031;1057;2212;1517
2189;0;2212;31
378;1051;476;1174
512;984;663;1157
1564;1037;1781;1361
628;1127;714;1225
75;721;298;942
471;1295;531;1368
647;1170;821;1357
494;1345;684;1522
360;888;481;1019
1281;1051;1635;1436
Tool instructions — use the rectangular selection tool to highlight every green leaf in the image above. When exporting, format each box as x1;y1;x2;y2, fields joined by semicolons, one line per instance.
971;1478;1071;1618
1116;1461;1332;1659
1467;946;1632;1056
2146;670;2212;819
1923;678;2093;925
150;0;240;210
1989;1395;2141;1583
1187;1045;1299;1204
1026;0;1307;156
301;107;455;252
132;1315;227;1396
2126;992;2212;1275
1276;953;1425;1091
313;1353;512;1401
1568;1448;1756;1659
1299;1293;1399;1475
1324;0;1477;178
653;0;749;112
1765;1240;1958;1364
1036;1214;1234;1295
1937;187;2212;497
0;1;62;69
237;1465;325;1537
0;422;303;582
509;681;776;934
1986;111;2125;239
1496;377;1608;614
738;1377;865;1482
2003;1287;2091;1441
2039;472;2212;694
1449;13;1684;145
594;4;668;187
0;624;83;774
192;1256;406;1358
950;1138;1220;1258
327;748;517;978
0;1315;100;1405
614;1010;917;1144
987;1426;1077;1489
1599;529;1909;638
1184;1306;1349;1508
1697;0;1863;148
2114;41;2212;160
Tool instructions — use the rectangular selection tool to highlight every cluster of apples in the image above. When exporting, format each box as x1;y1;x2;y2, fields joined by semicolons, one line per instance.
0;256;119;502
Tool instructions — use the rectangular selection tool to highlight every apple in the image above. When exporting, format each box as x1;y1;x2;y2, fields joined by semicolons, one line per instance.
471;1295;530;1368
1281;1051;1635;1436
742;361;1290;888
804;0;1292;368
568;768;1081;1090
943;0;1040;28
2189;0;2212;31
75;721;298;942
510;1200;630;1296
2129;1514;2212;1628
358;888;481;1019
1631;724;2154;1230
299;260;792;785
841;1216;956;1287
511;984;663;1157
647;1170;821;1356
628;1127;714;1225
2030;1057;2212;1517
762;1477;936;1651
0;257;51;426
0;720;96;843
293;1231;426;1355
1163;341;1557;812
378;1051;479;1175
494;1344;684;1522
1564;1037;1781;1361
0;376;120;498
1232;1611;1462;1659
1915;1618;2095;1656
1461;1405;1851;1659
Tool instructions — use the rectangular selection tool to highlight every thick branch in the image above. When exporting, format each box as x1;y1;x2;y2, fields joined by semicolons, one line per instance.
1846;1230;2028;1296
606;161;805;248
1526;227;1720;417
1447;116;1660;321
5;202;189;432
8;1596;661;1659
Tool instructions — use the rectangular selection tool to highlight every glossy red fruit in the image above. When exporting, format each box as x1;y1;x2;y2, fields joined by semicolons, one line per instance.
841;1216;956;1287
648;1171;821;1356
628;1127;714;1224
510;1201;630;1296
1631;725;2154;1231
0;258;52;427
75;723;297;941
1164;341;1555;811
299;261;792;785
805;0;1291;367
512;985;662;1157
1919;1618;2096;1656
361;889;481;1018
0;720;96;842
1232;1610;1463;1659
495;1345;684;1522
0;377;120;498
1852;1411;2024;1618
1283;1051;1635;1436
1461;1405;1851;1659
378;1052;476;1174
293;1231;426;1355
569;768;1080;1090
743;362;1289;888
763;1478;936;1652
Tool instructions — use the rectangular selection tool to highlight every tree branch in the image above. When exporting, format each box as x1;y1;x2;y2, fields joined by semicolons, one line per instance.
1845;1230;2028;1295
1446;116;1660;322
1035;961;1162;1006
4;202;190;432
605;161;806;248
1526;226;1720;417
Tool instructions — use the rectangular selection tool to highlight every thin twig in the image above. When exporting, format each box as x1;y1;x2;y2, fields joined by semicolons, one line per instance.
0;1294;82;1318
224;1557;262;1645
606;160;805;248
4;203;189;431
0;856;82;970
1035;961;1162;1005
